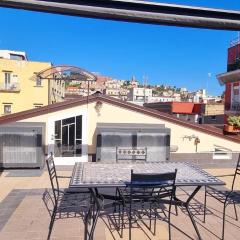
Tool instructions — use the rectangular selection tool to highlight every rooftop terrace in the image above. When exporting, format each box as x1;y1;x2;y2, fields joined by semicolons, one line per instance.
0;164;239;240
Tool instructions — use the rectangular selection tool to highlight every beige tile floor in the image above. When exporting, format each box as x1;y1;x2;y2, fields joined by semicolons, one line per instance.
0;168;239;240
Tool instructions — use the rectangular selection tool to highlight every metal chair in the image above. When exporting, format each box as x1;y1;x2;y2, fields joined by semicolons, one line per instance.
45;156;99;240
203;154;240;240
118;169;177;240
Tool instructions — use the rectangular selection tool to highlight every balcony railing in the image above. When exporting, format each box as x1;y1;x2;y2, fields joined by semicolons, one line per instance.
0;82;20;92
231;103;240;111
227;61;240;72
225;102;240;112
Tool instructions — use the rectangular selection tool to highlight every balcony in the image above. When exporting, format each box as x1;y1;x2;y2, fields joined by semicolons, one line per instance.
225;102;240;113
227;61;240;72
0;82;20;92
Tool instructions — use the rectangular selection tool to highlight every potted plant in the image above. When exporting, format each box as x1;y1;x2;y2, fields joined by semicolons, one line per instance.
224;116;240;133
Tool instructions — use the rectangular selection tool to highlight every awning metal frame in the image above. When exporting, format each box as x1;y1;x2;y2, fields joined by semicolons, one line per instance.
1;0;240;30
37;65;97;81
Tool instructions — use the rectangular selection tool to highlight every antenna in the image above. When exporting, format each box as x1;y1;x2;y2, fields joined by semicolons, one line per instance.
142;75;149;103
237;32;240;63
207;72;212;95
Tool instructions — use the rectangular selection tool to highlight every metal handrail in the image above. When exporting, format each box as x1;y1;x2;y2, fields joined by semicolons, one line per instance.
0;82;20;91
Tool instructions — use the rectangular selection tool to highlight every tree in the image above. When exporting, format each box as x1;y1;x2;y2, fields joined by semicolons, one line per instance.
123;80;130;87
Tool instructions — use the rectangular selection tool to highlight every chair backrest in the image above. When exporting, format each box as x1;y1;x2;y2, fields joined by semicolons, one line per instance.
46;155;60;203
231;154;240;191
129;169;177;201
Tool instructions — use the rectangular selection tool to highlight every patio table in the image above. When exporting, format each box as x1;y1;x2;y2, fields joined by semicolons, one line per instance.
69;162;225;240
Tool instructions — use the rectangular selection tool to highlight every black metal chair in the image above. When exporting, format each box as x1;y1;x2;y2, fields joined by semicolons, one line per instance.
203;154;240;240
45;156;99;240
118;169;177;240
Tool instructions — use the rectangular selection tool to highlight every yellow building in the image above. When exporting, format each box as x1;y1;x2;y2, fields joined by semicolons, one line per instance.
0;50;52;115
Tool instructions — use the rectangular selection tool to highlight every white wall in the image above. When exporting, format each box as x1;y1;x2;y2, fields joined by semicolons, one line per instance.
21;101;240;156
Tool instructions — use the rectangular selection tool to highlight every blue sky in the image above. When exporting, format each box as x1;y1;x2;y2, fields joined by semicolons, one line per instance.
0;0;240;95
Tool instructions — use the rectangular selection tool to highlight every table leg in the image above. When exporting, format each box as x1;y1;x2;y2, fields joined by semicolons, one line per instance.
84;188;101;240
174;186;202;240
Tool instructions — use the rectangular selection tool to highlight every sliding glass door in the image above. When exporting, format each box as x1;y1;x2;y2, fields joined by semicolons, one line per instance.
54;115;82;157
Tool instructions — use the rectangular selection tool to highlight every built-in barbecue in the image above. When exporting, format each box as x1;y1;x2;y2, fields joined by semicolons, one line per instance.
96;123;170;162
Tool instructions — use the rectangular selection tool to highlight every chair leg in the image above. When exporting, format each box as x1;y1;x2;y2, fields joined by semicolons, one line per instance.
149;203;152;231
114;188;118;213
85;206;94;240
120;205;124;238
175;205;178;216
47;207;57;240
233;202;238;221
168;206;172;240
173;188;178;216
203;186;207;223
222;203;228;240
117;203;120;231
153;208;157;236
129;203;132;240
84;211;89;240
89;209;100;240
116;203;124;238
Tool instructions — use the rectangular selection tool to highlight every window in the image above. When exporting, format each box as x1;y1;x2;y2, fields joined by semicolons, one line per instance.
54;115;82;157
9;54;25;61
233;89;239;95
213;145;232;160
36;77;42;86
4;105;11;114
4;72;11;89
211;115;216;120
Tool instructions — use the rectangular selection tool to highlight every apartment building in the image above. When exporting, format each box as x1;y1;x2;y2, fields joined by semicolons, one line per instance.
217;38;240;119
127;87;152;103
0;50;28;60
0;50;52;115
149;96;175;103
102;88;120;98
144;101;224;124
0;50;65;115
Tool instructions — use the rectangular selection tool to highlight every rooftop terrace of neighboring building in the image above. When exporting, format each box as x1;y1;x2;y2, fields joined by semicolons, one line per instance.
0;50;28;61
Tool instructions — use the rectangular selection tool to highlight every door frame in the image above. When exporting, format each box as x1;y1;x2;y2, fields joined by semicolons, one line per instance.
47;109;88;165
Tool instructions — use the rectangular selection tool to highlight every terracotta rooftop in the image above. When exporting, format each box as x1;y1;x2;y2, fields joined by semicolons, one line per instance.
0;94;239;144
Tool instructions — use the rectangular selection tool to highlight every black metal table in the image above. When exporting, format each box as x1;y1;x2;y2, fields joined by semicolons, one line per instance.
69;162;225;240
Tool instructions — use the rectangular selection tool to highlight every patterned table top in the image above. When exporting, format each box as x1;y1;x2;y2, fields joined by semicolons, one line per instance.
69;162;225;188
